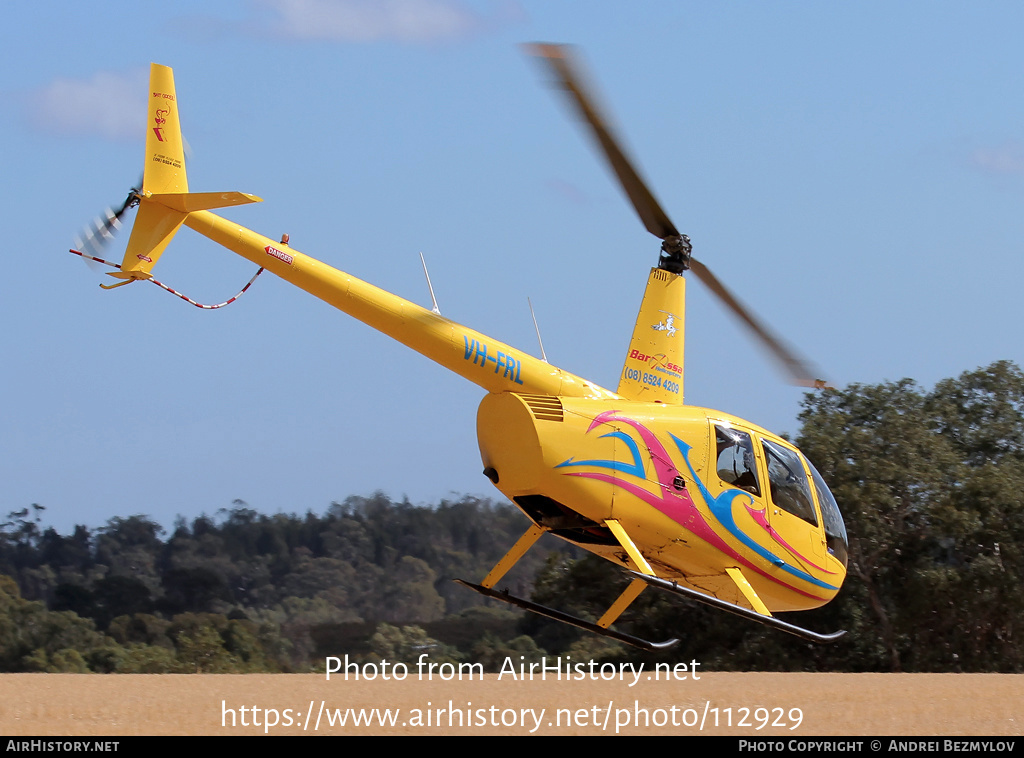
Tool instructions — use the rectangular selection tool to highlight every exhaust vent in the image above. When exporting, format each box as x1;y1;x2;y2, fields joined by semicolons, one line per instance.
519;394;564;422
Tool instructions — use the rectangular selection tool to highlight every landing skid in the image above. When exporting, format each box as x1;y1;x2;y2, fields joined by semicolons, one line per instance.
458;521;845;650
455;579;680;652
630;572;847;644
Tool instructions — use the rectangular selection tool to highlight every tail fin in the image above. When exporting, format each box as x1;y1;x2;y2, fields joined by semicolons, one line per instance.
616;267;686;404
110;63;260;283
145;63;188;196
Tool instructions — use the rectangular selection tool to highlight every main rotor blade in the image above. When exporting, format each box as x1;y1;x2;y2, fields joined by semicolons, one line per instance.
689;257;830;389
526;43;679;241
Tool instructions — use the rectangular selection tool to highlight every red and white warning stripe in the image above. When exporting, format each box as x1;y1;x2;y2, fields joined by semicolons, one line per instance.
149;267;264;309
69;249;264;310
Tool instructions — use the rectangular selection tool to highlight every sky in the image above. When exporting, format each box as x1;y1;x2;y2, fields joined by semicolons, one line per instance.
3;1;1024;534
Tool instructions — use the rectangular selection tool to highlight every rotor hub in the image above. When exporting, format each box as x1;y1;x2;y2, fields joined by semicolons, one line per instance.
658;234;692;274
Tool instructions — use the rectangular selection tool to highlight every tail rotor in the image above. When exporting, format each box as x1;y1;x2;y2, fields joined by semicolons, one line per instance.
72;180;141;270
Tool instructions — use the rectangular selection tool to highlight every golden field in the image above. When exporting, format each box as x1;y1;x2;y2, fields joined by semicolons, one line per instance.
0;671;1021;736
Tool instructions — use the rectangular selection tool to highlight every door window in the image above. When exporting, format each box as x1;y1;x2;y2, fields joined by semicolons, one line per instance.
761;438;818;526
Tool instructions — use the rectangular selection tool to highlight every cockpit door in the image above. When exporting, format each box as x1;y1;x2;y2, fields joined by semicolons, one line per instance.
758;437;825;563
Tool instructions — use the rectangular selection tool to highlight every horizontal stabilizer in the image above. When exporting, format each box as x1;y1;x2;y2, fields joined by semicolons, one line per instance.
112;191;262;280
150;191;262;213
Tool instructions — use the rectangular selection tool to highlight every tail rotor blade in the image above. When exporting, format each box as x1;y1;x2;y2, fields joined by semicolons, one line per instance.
74;204;128;271
73;174;143;260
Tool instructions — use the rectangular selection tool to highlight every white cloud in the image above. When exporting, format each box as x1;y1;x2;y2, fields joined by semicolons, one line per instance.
971;142;1024;177
256;0;491;43
29;69;147;141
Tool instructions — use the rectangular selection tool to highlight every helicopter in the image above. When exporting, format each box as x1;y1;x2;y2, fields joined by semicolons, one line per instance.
71;45;848;650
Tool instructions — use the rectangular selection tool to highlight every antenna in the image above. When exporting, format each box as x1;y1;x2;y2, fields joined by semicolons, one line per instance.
528;297;548;363
419;252;441;315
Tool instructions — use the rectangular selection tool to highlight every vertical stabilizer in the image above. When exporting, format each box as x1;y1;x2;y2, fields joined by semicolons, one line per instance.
108;63;260;283
110;63;190;281
616;267;686;404
144;63;188;195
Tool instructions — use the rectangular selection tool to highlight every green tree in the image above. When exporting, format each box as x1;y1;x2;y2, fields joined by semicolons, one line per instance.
471;632;547;672
798;362;1024;671
0;574;117;672
368;622;462;665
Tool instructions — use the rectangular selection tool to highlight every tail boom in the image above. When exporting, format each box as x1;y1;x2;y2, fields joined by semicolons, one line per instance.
183;210;617;400
110;61;614;399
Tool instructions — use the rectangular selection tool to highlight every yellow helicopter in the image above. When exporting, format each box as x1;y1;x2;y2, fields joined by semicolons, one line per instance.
72;45;848;650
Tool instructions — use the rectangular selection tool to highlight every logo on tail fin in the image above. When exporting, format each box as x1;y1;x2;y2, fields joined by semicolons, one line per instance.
153;107;169;142
651;311;678;337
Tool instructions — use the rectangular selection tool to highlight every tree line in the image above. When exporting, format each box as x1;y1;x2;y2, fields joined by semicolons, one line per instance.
2;360;1022;672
